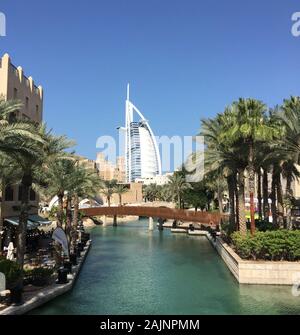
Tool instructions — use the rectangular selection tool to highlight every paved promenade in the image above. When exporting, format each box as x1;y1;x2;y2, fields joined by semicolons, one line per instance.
0;240;92;316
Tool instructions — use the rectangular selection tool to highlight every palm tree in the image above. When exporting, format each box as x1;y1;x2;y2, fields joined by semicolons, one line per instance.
274;96;300;228
114;184;128;206
65;163;102;246
143;184;160;202
43;158;76;228
167;173;190;209
0;98;48;267
223;99;279;235
101;180;118;206
200;112;248;232
0;97;23;121
15;130;74;267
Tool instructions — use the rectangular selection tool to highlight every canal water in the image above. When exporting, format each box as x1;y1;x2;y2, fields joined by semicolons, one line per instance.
31;221;300;315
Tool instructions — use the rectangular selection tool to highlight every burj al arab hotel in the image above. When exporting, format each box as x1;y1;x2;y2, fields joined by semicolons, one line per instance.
122;85;162;183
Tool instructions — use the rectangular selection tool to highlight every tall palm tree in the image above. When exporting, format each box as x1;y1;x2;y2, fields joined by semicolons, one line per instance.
114;184;128;206
0;98;47;267
200;112;248;232
223;99;279;235
274;96;300;229
65;163;102;245
14;130;74;267
43;158;76;228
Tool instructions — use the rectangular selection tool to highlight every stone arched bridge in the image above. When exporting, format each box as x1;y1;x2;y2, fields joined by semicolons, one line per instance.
80;206;226;227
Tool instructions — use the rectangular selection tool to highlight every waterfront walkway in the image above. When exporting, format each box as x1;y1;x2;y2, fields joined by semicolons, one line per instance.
0;241;92;315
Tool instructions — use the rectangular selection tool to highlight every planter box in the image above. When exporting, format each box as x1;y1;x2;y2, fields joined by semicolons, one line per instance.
214;237;300;285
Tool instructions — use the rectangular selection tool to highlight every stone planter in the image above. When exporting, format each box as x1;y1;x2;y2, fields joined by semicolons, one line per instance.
214;237;300;285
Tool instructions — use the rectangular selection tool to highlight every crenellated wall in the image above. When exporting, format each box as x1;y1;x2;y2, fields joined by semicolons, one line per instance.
0;53;43;123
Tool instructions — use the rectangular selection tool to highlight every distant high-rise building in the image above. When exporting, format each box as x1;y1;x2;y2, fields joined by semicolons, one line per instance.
122;84;162;183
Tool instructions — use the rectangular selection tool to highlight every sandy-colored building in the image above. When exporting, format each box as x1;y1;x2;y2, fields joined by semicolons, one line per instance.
77;156;98;172
108;183;143;205
0;53;43;228
75;154;140;205
136;172;173;186
96;153;126;183
116;157;126;183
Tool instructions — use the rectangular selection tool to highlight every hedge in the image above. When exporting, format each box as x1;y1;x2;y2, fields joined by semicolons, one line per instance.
231;230;300;261
0;258;23;289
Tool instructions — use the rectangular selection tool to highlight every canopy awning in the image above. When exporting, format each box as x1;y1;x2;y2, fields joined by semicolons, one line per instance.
29;215;52;226
4;217;39;230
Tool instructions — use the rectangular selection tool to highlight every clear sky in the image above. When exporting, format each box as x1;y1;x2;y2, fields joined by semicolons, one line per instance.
0;0;300;161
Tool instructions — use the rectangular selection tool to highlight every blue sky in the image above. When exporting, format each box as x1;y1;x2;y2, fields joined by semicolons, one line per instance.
0;0;300;162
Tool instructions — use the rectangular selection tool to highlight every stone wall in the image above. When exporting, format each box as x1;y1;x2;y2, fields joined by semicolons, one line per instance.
214;237;300;285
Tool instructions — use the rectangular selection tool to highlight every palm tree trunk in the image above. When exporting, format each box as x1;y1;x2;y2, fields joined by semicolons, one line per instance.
119;194;122;206
108;196;111;207
248;141;256;235
66;194;72;244
57;193;64;227
286;174;293;230
276;173;284;228
257;168;262;220
263;169;269;222
16;173;32;268
234;173;239;231
217;177;224;214
72;194;79;247
227;175;236;228
237;169;246;235
271;171;277;227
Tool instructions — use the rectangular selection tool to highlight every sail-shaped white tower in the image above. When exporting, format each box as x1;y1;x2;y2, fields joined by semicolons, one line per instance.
124;84;162;183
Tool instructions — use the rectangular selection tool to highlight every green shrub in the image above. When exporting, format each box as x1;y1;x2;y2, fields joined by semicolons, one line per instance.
255;220;278;232
221;218;236;236
24;267;54;287
0;258;23;289
231;230;300;261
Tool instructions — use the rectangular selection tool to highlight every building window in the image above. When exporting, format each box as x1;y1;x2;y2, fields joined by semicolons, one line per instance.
29;188;36;201
13;88;18;99
36;105;39;118
5;186;14;201
25;97;29;109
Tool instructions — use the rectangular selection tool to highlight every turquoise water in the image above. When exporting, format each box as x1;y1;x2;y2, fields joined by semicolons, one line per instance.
31;221;300;315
